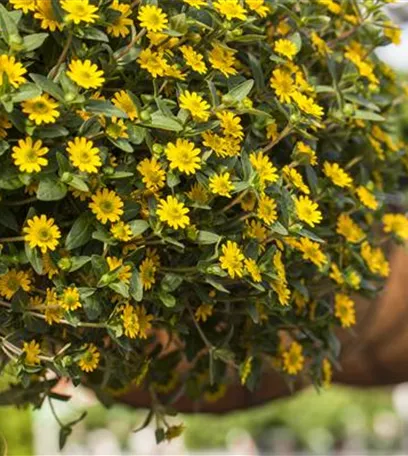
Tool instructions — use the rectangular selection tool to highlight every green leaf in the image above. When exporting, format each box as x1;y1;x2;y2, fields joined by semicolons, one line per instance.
85;100;128;118
353;110;385;122
65;213;94;250
129;220;149;237
196;231;221;244
109;281;129;298
83;295;102;320
67;176;89;192
226;79;254;103
159;290;176;308
144;113;183;132
37;177;67;201
130;270;143;302
108;137;134;152
12;83;42;102
79;27;109;42
0;140;9;156
69;256;91;272
270;222;288;236
25;243;43;275
161;273;183;292
30;73;65;101
0;4;20;44
23;33;48;52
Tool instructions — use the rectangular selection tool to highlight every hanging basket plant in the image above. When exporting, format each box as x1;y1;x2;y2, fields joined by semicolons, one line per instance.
0;0;406;444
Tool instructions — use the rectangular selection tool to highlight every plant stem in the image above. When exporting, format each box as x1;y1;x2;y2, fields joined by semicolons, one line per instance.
3;196;37;206
115;28;146;61
186;304;213;349
50;30;73;80
262;124;293;153
219;188;249;214
0;236;24;243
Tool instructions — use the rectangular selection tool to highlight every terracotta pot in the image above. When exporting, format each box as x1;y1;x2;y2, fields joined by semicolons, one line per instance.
119;244;408;414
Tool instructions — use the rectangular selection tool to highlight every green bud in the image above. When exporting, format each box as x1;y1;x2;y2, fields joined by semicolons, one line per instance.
64;92;76;103
104;166;115;176
58;258;72;271
152;144;164;155
61;172;73;183
140;110;152;121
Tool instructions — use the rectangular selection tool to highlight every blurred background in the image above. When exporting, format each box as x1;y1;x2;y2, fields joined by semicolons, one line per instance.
3;3;408;456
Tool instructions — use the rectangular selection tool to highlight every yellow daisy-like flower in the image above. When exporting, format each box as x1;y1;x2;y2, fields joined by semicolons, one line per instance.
78;343;101;372
135;305;154;339
61;0;99;24
0;55;27;88
166;139;201;175
10;0;36;13
323;161;353;188
89;188;124;224
12;137;49;174
137;49;169;78
361;241;390;278
282;341;304;375
294;195;322;227
382;213;408;240
209;172;234;198
0;114;12;139
0;269;31;300
23;215;61;253
180;46;207;74
245;0;269;17
297;237;327;269
66;137;102;173
112;90;138;120
292;91;324;118
138;257;156;291
122;303;140;338
208;44;238;77
274;39;298;60
34;0;63;31
311;32;332;56
245;219;267;243
249;152;278;187
110;221;133;242
245;258;262;282
67;60;105;90
23;340;41;365
137;157;166;191
334;293;356;328
137;5;168;32
60;287;82;311
179;91;211;122
183;0;206;7
195;303;214;322
219;240;245;278
270;68;295;104
106;117;128;140
213;0;247;21
157;196;190;229
356;185;379;210
257;195;278;225
296;141;318;166
106;0;133;38
217;111;244;139
336;213;365;243
107;256;132;284
186;183;209;205
44;288;64;325
283;166;310;194
21;94;60;125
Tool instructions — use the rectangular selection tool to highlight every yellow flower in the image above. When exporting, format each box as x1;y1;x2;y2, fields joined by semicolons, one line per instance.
322;358;332;388
21;94;60;125
323;162;352;188
219;240;245;278
217;111;244;139
274;39;298;60
139;257;157;290
241;192;257;212
67;137;102;173
112;90;138;120
282;341;304;375
311;32;332;56
137;49;168;78
346;270;361;290
34;0;63;31
382;213;408;240
78;343;100;372
257;195;278;225
245;219;267;243
42;253;58;279
0;114;12;138
67;60;105;89
336;213;365;243
273;251;287;284
245;258;262;282
361;241;389;278
209;172;234;198
179;91;211;122
295;141;318;166
23;215;61;253
166;138;201;175
384;21;401;45
89;188;124;224
208;44;238;77
329;263;344;285
319;0;341;14
184;0;206;7
110;221;133;242
44;288;63;325
334;293;356;328
272;281;291;305
195;303;214;322
107;0;133;38
61;0;99;24
157;196;190;229
297;237;327;269
107;256;132;284
292;91;324;118
135;305;153;339
60;287;81;311
213;0;247;20
0;269;31;299
180;46;207;74
12;137;49;173
106;117;128;139
122;303;140;338
137;157;166;191
186;183;209;204
245;0;269;17
270;68;295;104
23;340;41;365
356;185;379;210
283;166;309;194
249;152;278;187
137;5;168;32
294;195;322;227
0;55;27;88
9;0;36;13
